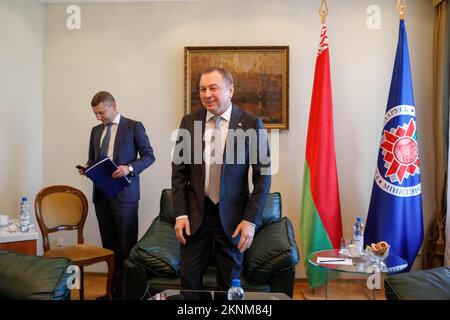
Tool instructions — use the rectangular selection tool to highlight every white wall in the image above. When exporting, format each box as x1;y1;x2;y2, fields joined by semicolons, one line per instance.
0;0;44;251
42;0;434;275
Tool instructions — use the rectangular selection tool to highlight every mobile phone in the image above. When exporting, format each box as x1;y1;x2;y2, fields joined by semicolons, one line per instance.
76;165;84;170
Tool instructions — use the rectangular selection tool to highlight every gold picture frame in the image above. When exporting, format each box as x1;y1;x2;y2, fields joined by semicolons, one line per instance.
184;46;289;130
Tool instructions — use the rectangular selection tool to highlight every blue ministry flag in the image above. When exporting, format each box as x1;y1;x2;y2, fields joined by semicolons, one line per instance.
365;19;423;271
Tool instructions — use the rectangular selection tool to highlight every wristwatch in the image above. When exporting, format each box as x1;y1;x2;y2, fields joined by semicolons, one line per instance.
128;164;135;177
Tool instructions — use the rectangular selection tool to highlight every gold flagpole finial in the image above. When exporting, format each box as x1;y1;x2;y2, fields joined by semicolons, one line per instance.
397;0;406;20
319;0;329;24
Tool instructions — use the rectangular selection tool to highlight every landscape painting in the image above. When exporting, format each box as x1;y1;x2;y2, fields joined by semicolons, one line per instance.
184;46;289;130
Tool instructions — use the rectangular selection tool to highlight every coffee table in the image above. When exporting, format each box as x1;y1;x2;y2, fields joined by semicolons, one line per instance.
308;249;408;300
149;289;292;300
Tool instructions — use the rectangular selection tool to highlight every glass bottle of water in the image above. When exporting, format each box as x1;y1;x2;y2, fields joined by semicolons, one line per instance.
227;279;245;300
353;216;364;254
19;197;30;233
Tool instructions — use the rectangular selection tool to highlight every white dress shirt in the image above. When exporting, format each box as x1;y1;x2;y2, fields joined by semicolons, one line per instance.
176;105;231;221
176;105;255;227
204;104;232;198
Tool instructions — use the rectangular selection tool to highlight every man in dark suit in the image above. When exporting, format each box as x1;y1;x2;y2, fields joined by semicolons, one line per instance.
172;67;271;290
80;91;155;299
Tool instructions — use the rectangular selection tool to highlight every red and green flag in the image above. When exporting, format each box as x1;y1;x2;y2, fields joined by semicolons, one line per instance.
300;24;343;288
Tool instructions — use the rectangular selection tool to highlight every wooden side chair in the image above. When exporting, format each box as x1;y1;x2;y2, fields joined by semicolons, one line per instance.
35;185;115;300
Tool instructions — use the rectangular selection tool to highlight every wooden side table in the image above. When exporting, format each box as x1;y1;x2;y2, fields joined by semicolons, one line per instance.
0;227;38;255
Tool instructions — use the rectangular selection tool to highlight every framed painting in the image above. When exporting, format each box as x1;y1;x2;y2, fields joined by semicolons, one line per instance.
184;46;289;130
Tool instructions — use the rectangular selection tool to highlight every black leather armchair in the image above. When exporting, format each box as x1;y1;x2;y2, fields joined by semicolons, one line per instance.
0;250;72;300
384;266;450;300
124;189;299;299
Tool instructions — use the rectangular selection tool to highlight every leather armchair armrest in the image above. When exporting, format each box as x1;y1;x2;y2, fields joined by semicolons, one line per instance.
129;217;180;277
0;250;72;300
384;266;450;300
245;217;300;283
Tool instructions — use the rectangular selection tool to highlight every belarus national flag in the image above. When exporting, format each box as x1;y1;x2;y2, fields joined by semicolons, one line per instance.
365;19;423;271
300;24;343;288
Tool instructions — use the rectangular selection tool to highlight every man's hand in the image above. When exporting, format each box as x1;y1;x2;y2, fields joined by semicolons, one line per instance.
174;217;191;245
232;220;256;253
112;165;129;179
78;164;88;176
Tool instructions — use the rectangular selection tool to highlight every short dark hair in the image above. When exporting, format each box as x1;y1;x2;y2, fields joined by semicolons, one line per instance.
91;91;115;107
200;67;234;86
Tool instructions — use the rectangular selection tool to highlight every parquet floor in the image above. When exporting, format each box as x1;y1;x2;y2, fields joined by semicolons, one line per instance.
71;273;386;300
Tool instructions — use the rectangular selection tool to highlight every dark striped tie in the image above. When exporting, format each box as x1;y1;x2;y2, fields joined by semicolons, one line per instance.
99;123;112;157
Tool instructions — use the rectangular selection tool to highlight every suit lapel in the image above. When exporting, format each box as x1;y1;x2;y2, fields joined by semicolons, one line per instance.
195;109;207;188
228;104;243;132
224;104;244;162
93;125;103;161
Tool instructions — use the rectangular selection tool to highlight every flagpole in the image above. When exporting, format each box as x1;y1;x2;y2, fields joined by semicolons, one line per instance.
319;0;328;24
365;0;423;273
302;0;343;299
397;0;406;20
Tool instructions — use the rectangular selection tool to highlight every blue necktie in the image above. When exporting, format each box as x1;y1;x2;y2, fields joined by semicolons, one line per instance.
99;123;112;157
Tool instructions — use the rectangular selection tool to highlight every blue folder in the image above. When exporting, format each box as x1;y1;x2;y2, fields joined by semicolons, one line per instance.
84;156;131;199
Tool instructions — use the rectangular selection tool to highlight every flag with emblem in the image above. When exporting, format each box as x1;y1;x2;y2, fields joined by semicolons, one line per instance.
365;19;423;271
300;24;343;288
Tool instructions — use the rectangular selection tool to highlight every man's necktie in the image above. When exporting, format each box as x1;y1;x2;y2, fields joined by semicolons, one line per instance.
99;123;112;157
208;116;222;204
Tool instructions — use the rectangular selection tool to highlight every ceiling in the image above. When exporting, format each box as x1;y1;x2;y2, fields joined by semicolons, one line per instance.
42;0;234;3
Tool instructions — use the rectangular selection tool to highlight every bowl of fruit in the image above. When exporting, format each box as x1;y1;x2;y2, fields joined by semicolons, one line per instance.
365;241;389;271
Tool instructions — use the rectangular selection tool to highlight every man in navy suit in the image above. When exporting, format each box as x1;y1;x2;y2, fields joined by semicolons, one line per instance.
80;91;155;299
172;67;271;290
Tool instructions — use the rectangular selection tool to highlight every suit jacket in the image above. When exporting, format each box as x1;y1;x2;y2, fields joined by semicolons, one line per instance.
172;105;271;244
88;116;155;203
